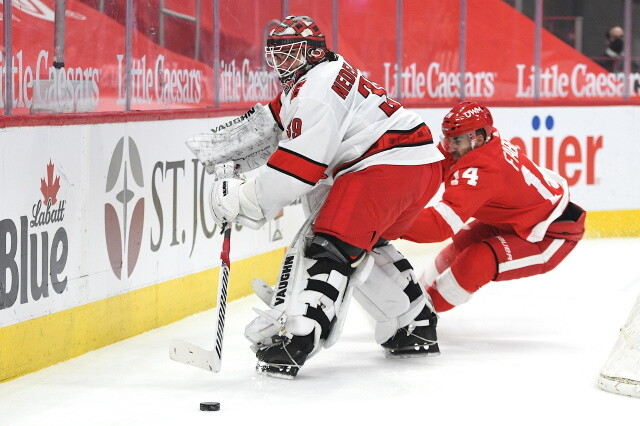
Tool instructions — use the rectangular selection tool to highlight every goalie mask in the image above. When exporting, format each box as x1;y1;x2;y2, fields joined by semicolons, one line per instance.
441;101;494;158
265;15;332;92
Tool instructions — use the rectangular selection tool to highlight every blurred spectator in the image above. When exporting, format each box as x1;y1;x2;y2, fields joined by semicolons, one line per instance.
595;26;638;73
594;25;640;94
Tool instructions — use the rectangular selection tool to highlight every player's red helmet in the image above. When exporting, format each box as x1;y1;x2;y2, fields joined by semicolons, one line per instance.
265;16;331;87
442;101;494;140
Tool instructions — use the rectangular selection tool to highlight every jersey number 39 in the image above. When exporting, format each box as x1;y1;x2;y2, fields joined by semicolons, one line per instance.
286;118;302;139
358;76;401;117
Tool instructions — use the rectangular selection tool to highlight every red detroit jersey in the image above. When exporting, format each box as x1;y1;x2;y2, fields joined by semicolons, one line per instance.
403;131;569;244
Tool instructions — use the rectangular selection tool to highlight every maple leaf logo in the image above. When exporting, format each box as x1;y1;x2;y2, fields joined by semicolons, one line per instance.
41;160;61;205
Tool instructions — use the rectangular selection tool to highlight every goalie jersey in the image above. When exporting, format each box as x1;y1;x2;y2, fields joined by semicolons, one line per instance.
255;55;444;220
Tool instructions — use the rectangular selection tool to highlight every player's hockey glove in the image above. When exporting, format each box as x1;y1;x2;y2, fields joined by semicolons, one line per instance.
209;177;266;230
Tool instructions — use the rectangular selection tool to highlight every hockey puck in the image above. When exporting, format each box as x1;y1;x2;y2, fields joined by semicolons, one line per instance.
200;402;220;411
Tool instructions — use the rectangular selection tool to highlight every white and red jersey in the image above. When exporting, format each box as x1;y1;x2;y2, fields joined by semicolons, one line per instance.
254;55;444;220
403;130;570;244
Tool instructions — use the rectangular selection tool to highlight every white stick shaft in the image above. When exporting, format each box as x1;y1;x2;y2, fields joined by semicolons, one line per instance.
169;223;232;373
212;223;231;372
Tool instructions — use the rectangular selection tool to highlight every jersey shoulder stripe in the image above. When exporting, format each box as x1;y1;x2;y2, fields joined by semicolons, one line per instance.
268;94;284;130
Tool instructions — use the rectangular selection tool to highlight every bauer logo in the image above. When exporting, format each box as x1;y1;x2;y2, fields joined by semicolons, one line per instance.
508;114;603;186
1;161;69;310
104;137;145;279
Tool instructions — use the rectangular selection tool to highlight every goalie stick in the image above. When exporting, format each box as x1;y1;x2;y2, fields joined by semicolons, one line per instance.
169;107;277;373
169;161;237;373
170;222;232;372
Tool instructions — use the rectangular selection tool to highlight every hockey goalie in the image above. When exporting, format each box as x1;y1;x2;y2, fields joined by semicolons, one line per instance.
200;15;445;378
598;293;640;398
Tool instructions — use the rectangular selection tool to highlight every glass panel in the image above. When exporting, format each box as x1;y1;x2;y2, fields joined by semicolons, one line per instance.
541;0;625;102
218;0;283;108
5;1;127;114
69;0;125;112
288;0;336;51
0;1;6;115
5;3;43;114
401;0;460;106
502;0;534;19
4;0;638;115
130;0;213;110
466;0;535;103
337;0;397;96
633;0;640;98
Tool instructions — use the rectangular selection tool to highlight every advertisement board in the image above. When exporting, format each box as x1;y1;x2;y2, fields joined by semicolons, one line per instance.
0;116;304;328
415;106;639;212
1;105;638;381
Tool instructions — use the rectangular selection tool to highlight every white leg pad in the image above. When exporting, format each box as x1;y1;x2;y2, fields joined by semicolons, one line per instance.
598;292;640;398
252;278;273;306
246;250;355;356
353;268;409;321
324;254;374;349
353;244;429;344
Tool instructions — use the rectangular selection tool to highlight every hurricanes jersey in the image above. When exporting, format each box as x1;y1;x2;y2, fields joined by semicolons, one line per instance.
255;55;444;220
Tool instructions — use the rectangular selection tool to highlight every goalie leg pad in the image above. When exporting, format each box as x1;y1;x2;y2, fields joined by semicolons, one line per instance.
249;234;364;378
324;253;374;349
251;278;274;306
353;242;439;357
244;209;322;348
598;292;640;398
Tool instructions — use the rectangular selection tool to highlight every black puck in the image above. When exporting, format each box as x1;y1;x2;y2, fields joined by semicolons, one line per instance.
200;402;220;411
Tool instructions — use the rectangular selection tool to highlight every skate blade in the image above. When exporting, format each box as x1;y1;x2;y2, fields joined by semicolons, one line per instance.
256;361;299;379
385;344;440;359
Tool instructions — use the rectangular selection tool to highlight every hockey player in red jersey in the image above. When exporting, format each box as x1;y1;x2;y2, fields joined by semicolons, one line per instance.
402;102;586;312
209;16;444;377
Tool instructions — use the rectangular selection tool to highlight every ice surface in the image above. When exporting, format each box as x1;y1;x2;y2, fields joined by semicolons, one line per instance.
1;238;639;425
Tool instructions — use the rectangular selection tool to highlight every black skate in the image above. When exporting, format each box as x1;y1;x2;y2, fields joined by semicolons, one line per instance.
382;322;439;359
255;332;315;379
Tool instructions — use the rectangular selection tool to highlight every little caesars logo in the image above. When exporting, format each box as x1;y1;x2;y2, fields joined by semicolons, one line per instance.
219;58;280;102
1;161;69;310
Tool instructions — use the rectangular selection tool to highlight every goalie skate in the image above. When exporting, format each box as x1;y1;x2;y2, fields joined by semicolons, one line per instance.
256;361;300;379
382;322;440;359
255;333;315;379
